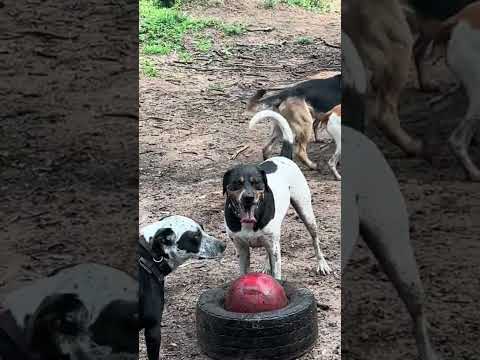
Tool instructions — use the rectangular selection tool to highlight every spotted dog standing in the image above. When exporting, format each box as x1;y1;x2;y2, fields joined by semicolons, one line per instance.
139;216;226;360
223;111;331;280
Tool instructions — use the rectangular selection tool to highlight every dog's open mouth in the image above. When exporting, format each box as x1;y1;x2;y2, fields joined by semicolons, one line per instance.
240;207;256;225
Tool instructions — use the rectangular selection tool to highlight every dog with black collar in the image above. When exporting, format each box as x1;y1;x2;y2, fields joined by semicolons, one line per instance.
223;112;331;280
139;215;226;360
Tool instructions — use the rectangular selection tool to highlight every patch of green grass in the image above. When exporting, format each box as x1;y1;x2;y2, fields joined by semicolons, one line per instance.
294;36;313;45
175;0;225;7
195;36;213;53
263;0;279;9
263;0;335;13
140;0;245;58
140;57;158;77
140;0;213;55
178;51;193;62
219;22;246;36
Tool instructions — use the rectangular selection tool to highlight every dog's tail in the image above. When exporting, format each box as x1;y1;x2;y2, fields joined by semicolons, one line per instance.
247;89;268;112
249;110;294;159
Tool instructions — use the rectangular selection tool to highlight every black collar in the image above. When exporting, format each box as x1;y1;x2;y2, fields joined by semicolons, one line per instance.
137;237;172;281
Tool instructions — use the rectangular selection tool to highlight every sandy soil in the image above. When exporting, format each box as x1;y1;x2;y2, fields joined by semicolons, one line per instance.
140;1;341;359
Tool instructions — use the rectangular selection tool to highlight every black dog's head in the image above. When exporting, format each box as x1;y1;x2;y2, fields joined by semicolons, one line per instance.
223;164;269;227
141;216;226;270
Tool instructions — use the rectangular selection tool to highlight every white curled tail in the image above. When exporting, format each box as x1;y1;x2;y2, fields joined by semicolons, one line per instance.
249;110;294;144
249;110;294;159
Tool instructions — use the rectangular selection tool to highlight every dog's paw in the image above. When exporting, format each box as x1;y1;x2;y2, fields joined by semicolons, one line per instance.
316;260;332;275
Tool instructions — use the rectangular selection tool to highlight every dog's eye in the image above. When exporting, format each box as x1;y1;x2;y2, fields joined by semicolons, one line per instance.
227;183;241;191
253;181;264;190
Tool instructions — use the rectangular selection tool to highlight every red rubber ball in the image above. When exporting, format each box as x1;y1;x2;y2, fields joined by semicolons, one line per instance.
224;273;288;313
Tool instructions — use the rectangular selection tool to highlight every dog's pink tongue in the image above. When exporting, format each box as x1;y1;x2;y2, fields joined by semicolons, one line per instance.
241;209;256;223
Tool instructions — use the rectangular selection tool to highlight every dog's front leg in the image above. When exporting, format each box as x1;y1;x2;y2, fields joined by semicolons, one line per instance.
265;235;282;280
139;270;164;360
236;243;251;275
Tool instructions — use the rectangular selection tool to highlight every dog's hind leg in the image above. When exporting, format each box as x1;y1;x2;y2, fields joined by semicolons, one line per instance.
295;143;318;170
446;22;480;181
359;213;439;360
328;152;341;181
291;198;331;275
326;113;342;180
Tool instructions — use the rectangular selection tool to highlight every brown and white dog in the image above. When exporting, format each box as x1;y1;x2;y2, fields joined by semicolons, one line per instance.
247;74;341;171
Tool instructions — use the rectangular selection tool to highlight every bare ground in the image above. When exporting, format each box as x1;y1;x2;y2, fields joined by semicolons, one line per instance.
140;1;341;359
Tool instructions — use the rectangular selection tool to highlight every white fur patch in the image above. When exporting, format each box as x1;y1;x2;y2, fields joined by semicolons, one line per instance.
327;112;341;146
249;110;294;144
141;215;200;244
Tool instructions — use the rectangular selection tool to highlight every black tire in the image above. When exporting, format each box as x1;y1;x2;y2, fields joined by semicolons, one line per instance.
196;282;318;360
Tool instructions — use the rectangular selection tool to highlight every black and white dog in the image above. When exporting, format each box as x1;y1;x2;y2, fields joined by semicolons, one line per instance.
223;112;331;279
139;215;225;360
2;263;139;360
1;217;225;360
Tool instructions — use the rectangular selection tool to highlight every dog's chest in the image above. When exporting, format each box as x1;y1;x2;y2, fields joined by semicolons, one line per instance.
230;228;271;248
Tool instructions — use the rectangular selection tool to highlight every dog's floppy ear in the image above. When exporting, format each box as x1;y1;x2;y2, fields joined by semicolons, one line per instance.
222;169;233;195
151;228;175;258
259;169;268;189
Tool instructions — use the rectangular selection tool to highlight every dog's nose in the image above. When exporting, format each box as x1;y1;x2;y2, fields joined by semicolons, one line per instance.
243;194;255;206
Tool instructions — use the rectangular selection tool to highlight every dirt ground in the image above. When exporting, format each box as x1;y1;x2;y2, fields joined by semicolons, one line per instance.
140;1;341;359
342;61;480;358
1;0;138;294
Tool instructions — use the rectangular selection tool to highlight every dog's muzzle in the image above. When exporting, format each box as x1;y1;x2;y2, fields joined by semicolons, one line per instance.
239;193;258;225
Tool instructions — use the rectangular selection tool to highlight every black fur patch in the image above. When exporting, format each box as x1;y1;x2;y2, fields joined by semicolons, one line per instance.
151;228;175;259
259;161;277;174
280;141;293;159
177;230;201;253
261;74;341;113
90;300;139;354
